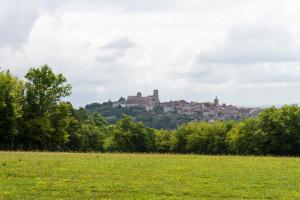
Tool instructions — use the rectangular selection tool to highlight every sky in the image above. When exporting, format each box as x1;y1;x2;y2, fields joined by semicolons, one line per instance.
1;0;300;107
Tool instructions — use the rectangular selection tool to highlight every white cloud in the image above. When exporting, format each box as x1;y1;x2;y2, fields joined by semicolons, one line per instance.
1;0;300;107
198;22;300;64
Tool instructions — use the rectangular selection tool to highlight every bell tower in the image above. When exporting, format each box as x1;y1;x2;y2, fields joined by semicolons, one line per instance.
214;96;219;106
153;89;159;102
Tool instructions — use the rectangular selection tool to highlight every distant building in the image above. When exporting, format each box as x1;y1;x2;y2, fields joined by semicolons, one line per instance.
113;90;160;111
112;91;262;120
127;90;160;111
214;96;219;106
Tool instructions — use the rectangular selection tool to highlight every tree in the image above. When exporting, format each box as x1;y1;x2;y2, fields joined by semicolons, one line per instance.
171;121;234;154
226;118;267;155
171;123;193;153
65;111;109;152
24;65;72;150
146;127;156;152
118;97;126;102
0;70;24;149
258;105;300;155
77;123;105;152
86;112;108;128
184;122;229;154
73;107;88;123
23;114;54;150
25;65;71;116
50;102;74;150
105;115;150;152
154;129;174;153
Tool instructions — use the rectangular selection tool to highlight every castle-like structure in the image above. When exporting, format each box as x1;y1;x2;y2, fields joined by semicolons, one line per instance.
214;96;219;106
112;89;261;121
113;89;160;111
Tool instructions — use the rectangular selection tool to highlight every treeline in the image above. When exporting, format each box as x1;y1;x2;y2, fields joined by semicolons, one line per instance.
1;65;300;155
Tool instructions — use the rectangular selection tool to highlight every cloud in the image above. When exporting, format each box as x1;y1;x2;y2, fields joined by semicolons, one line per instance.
0;1;39;48
232;63;300;84
0;0;62;49
62;0;174;12
198;23;300;64
2;0;300;107
100;37;136;50
95;51;125;63
96;37;136;63
177;58;300;86
173;60;233;84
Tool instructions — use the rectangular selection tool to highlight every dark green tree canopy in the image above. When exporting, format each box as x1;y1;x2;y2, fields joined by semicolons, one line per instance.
25;65;71;116
23;65;73;150
0;70;24;148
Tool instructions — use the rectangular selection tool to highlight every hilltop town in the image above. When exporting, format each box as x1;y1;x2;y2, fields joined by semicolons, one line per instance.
112;90;261;122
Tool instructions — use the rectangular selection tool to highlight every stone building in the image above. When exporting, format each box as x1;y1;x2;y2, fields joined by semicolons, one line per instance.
214;96;219;106
112;90;261;121
125;89;160;111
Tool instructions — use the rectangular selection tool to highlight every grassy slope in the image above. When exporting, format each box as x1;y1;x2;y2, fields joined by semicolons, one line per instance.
0;152;300;199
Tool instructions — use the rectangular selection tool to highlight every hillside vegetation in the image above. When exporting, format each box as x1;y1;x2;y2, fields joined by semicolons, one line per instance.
85;102;196;130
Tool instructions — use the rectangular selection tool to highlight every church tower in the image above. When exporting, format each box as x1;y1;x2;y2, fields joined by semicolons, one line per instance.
153;89;159;102
214;96;219;106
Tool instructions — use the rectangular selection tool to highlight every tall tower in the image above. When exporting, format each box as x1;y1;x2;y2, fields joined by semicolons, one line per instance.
214;96;219;106
153;89;159;101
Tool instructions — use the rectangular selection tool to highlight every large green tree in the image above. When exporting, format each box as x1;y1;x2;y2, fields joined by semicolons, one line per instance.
172;121;232;154
0;70;24;148
105;115;151;152
226;118;267;155
25;65;71;116
154;129;174;153
258;106;300;155
77;113;109;152
24;65;72;149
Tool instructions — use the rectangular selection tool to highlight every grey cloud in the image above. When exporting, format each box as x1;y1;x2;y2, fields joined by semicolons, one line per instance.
0;0;61;48
96;38;136;63
177;60;300;86
106;0;172;11
233;64;300;84
100;37;136;50
63;0;173;12
198;23;300;64
174;61;233;84
0;1;38;48
95;51;125;63
71;76;111;86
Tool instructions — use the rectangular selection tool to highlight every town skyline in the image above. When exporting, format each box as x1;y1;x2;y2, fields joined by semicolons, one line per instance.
96;89;294;109
106;89;261;122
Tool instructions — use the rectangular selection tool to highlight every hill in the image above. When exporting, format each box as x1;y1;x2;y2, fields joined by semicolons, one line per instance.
85;101;197;129
85;90;261;130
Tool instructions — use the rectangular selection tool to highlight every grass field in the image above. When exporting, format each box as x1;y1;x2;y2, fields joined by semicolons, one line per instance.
0;152;300;199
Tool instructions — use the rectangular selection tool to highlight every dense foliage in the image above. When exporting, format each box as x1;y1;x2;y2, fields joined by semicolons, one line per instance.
1;65;300;155
85;102;198;130
0;71;24;148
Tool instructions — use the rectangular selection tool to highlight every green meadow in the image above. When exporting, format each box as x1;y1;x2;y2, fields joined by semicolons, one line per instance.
0;152;300;199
